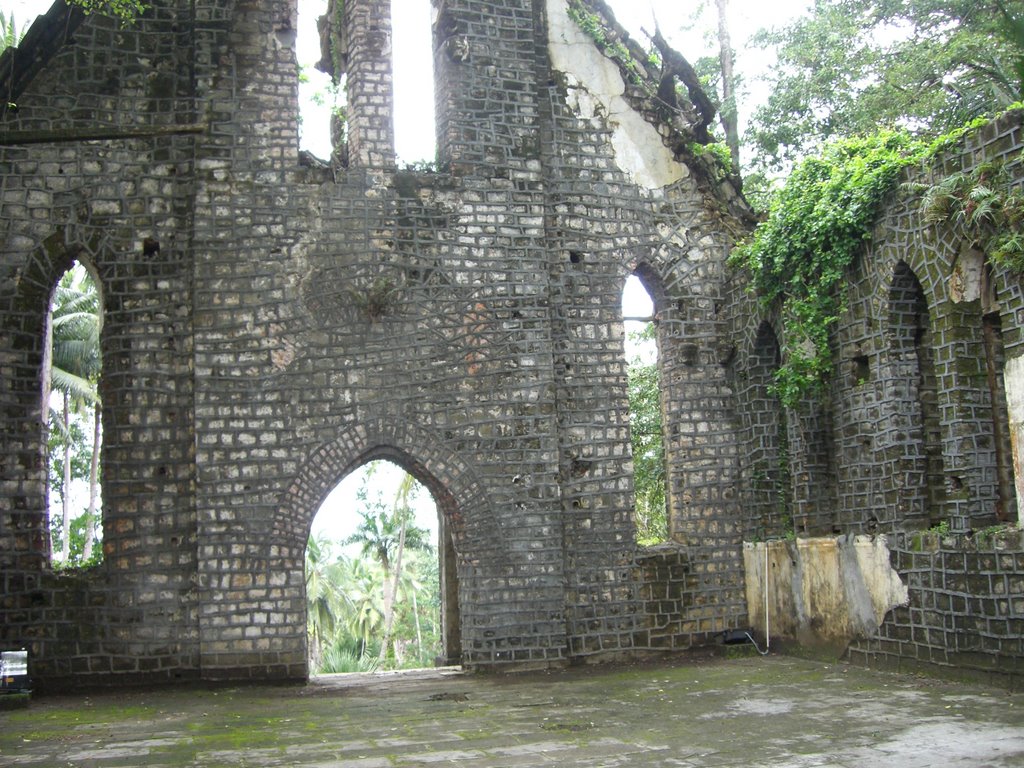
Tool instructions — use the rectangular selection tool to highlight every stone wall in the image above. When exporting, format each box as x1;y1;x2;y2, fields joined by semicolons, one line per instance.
847;530;1024;687
730;110;1024;684
0;0;749;687
4;0;1023;690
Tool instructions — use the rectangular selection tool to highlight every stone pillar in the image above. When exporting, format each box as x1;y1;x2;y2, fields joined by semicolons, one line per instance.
346;0;396;169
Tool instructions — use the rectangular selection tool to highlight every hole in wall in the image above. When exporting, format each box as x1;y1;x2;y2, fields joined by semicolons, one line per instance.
852;354;869;385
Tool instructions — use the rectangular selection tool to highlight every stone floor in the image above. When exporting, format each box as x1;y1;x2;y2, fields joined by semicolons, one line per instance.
2;654;1023;767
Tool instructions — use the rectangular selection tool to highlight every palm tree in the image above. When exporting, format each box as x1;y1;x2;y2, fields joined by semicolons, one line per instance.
1;11;26;53
339;557;384;660
305;532;348;670
344;472;429;664
46;264;101;563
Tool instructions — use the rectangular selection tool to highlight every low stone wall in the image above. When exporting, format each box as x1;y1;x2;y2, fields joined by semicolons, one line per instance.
847;528;1024;688
742;536;909;650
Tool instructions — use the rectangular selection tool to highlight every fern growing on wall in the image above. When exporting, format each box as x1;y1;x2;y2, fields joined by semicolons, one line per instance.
921;159;1024;273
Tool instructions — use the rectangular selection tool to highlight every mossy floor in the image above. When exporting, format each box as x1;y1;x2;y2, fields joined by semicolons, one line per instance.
1;655;1022;767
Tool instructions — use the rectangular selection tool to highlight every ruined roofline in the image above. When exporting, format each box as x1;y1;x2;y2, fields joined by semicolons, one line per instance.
1;1;86;121
566;0;756;229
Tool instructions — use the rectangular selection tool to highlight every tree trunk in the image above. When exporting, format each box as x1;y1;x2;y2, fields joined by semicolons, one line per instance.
378;513;408;664
61;391;71;563
716;0;740;170
411;586;422;658
84;403;100;562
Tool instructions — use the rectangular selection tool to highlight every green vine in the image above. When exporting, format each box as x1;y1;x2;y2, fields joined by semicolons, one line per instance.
689;141;734;179
731;105;1024;408
729;130;928;407
921;159;1024;272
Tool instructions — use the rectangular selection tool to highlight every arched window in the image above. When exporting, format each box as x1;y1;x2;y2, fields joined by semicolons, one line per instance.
746;321;791;539
43;261;103;567
623;273;667;544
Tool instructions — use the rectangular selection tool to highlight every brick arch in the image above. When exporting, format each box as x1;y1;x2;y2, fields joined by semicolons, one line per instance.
273;419;499;563
881;260;943;530
0;226;115;570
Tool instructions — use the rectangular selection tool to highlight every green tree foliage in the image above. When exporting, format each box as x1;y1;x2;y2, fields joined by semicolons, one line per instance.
627;324;667;545
47;264;102;566
1;9;26;52
748;0;1024;173
67;0;147;23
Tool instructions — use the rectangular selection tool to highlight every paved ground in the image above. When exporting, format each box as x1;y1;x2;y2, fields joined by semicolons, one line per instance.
2;654;1023;767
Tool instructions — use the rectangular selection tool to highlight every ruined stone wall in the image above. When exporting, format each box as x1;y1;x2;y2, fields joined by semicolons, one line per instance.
731;111;1024;683
0;0;203;685
1;0;750;687
847;530;1024;687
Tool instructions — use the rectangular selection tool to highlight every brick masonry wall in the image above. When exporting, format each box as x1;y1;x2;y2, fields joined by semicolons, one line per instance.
729;110;1024;683
847;530;1024;688
1;0;750;686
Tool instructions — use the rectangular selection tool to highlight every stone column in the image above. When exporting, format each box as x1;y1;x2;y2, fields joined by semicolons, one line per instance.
346;0;396;169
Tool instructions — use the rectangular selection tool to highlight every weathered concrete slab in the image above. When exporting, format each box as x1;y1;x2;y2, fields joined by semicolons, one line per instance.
1;656;1022;767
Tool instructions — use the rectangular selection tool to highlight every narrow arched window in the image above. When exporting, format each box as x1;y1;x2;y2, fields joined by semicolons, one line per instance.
43;261;103;567
623;274;667;544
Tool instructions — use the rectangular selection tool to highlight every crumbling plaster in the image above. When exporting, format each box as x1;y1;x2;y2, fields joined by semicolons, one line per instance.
545;0;686;189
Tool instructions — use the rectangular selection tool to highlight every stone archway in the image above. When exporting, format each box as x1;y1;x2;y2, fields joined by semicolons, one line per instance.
269;420;496;675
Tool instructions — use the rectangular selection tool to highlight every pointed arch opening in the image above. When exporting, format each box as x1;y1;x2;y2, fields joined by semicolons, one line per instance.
887;261;944;530
623;271;667;545
305;456;460;674
746;321;791;539
43;259;103;568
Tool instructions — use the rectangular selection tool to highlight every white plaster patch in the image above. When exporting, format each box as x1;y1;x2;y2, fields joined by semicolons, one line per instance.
1005;354;1024;524
949;245;985;303
852;534;910;626
545;0;686;190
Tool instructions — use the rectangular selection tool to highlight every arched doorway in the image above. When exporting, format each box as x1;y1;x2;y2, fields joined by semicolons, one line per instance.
304;455;461;673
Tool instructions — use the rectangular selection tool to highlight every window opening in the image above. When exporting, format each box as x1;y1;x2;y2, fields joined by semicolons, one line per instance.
44;261;102;568
306;459;445;673
391;0;436;165
300;0;348;163
623;274;667;545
